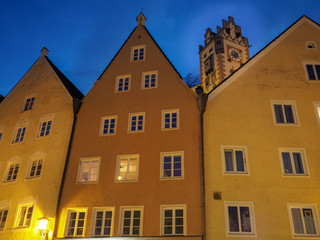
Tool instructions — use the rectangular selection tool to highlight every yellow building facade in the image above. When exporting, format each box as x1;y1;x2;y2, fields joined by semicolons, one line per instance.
55;14;203;240
0;48;83;240
204;16;320;239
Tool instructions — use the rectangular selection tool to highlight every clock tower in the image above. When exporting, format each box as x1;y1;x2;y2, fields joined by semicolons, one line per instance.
199;16;249;93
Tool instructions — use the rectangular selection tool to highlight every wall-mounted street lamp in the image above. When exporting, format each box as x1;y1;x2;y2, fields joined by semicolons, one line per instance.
38;217;49;239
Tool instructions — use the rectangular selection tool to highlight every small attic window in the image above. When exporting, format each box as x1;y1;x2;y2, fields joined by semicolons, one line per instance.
306;41;317;49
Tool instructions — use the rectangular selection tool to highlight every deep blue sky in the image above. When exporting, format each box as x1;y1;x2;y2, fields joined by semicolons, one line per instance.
1;0;320;96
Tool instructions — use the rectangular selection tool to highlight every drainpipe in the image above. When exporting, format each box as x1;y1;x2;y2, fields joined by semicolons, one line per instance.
196;86;208;240
53;98;82;239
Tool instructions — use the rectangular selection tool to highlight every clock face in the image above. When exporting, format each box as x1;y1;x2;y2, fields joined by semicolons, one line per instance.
228;48;241;61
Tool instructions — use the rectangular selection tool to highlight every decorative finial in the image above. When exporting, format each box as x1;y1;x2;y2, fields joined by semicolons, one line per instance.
136;12;146;26
41;47;49;57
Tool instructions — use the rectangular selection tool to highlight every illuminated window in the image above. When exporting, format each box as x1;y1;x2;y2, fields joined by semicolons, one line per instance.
128;113;145;132
37;120;52;138
314;102;320;125
16;204;33;228
100;116;117;135
0;208;9;230
27;158;43;179
116;155;139;181
305;64;320;80
131;45;145;61
116;75;130;92
120;207;143;236
77;158;100;183
23;97;35;111
288;204;319;237
92;208;114;236
222;147;248;174
161;205;186;235
162;110;179;130
4;163;19;183
65;210;86;237
279;149;308;176
12;126;27;143
225;202;256;236
271;101;298;125
161;152;184;179
142;72;157;89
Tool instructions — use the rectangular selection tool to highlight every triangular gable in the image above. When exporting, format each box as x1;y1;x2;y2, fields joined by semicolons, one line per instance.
207;15;320;102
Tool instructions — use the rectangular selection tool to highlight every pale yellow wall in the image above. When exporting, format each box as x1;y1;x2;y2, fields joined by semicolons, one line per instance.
56;23;202;239
204;19;320;239
0;56;76;240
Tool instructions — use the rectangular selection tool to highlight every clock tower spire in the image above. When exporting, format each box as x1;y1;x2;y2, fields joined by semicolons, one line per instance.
199;16;249;93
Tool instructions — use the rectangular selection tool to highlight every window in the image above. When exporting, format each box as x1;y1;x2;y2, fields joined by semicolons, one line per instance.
0;128;3;143
120;207;143;236
65;210;86;237
161;205;186;235
279;149;308;176
128;113;145;132
116;155;139;181
37;120;52;137
23;97;35;111
271;101;298;124
131;45;145;61
77;158;100;183
306;41;317;49
314;102;320;125
116;75;130;92
0;208;8;230
225;202;256;235
12;126;27;143
27;158;43;179
92;208;114;237
0;132;2;143
4;163;19;183
222;147;247;174
162;110;179;130
161;152;184;179
100;116;117;135
305;64;320;80
142;71;158;89
16;204;33;228
288;204;319;237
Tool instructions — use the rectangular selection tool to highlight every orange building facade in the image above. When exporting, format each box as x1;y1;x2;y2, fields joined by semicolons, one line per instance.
54;14;203;240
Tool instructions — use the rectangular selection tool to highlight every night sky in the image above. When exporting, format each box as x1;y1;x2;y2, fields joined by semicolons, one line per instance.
1;0;320;96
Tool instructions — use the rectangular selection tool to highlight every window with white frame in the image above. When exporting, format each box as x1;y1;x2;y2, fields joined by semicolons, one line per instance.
306;41;317;49
288;204;319;237
279;149;308;176
131;45;145;61
128;113;145;132
272;101;298;124
305;64;320;80
225;202;256;235
27;158;43;179
4;163;20;183
23;97;35;111
116;75;130;92
161;152;184;179
162;110;179;130
16;204;34;228
314;102;320;125
161;205;186;235
0;208;9;230
120;207;143;236
12;126;27;143
65;210;86;237
100;116;117;135
92;208;114;237
142;71;157;89
116;155;139;181
77;158;100;183
37;120;52;138
222;147;247;174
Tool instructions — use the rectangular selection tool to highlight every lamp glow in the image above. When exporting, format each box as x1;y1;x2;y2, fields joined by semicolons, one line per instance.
38;217;50;239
